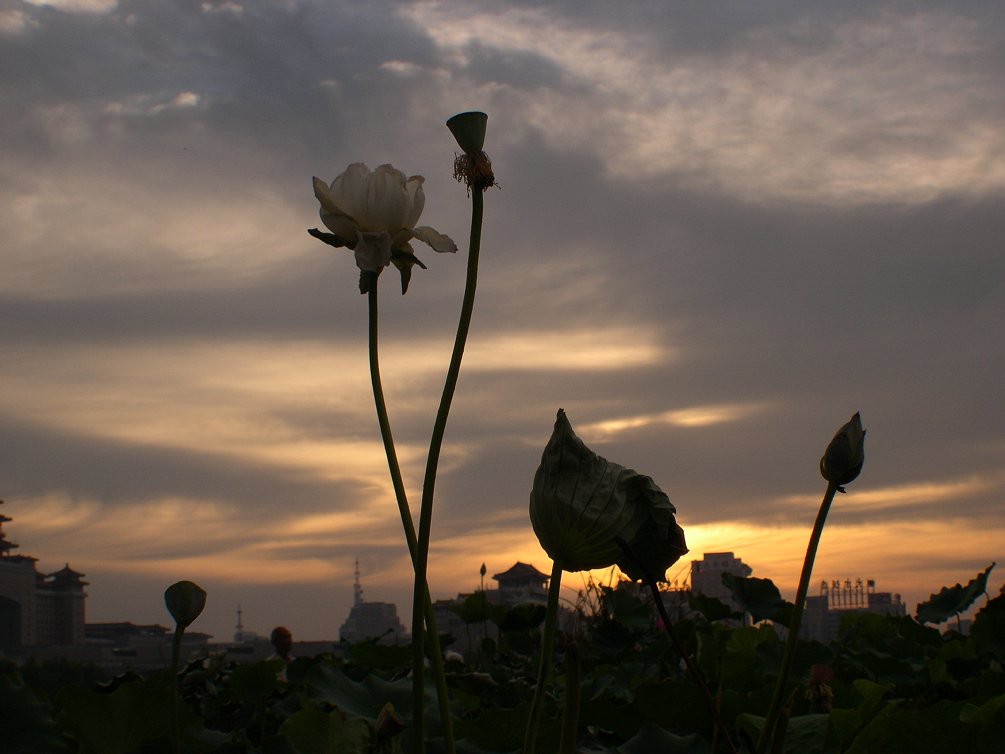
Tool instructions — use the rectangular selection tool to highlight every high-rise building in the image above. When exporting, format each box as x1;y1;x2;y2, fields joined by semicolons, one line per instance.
689;552;753;614
802;578;906;643
0;501;88;652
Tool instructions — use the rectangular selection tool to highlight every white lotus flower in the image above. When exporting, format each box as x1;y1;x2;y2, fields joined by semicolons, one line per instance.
312;163;457;281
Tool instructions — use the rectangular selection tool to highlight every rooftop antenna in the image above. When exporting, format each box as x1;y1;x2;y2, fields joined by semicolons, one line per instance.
354;558;364;606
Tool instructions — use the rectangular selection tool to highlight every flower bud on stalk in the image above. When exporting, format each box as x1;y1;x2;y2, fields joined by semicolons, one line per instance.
530;409;687;581
760;413;867;753
820;412;866;490
164;580;207;629
165;580;206;754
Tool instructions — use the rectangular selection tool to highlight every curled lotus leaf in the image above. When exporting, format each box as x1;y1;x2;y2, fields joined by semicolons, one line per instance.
529;409;687;581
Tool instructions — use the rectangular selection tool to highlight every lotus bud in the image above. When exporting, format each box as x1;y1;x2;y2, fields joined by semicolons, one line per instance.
529;409;688;581
164;580;207;629
375;703;407;743
820;412;866;489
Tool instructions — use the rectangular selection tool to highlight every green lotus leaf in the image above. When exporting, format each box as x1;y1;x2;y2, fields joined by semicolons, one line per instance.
916;562;995;625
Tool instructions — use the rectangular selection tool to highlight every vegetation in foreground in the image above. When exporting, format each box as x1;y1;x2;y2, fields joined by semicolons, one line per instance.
3;565;1003;754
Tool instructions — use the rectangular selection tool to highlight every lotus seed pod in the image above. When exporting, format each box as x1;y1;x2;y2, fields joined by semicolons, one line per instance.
446;111;488;154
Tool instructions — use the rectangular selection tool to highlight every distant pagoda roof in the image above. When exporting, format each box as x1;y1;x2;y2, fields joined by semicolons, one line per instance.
492;562;550;582
53;563;84;576
0;499;18;556
47;563;88;587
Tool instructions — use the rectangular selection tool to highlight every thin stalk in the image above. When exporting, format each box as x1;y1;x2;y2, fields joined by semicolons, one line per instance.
757;481;839;753
367;276;454;754
524;560;564;754
559;639;581;754
611;542;739;754
367;274;418;558
769;692;796;754
412;188;484;752
170;626;183;754
642;567;738;754
711;682;723;753
610;536;736;752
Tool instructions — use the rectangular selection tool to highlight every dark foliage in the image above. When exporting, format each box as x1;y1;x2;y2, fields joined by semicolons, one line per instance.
2;570;1003;753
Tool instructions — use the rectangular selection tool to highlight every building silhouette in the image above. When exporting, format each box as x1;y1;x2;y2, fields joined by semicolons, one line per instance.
83;621;212;670
689;552;753;614
432;561;556;656
338;559;408;645
802;578;905;643
0;501;88;653
489;561;550;605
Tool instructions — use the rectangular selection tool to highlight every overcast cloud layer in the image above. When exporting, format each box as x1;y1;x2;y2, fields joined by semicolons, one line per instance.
2;0;1004;640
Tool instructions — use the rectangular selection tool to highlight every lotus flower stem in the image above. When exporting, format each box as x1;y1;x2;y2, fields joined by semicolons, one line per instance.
366;274;455;754
525;559;564;754
411;184;483;752
648;577;738;753
170;625;183;754
614;537;738;754
757;480;839;754
559;638;581;754
366;274;418;558
165;581;205;754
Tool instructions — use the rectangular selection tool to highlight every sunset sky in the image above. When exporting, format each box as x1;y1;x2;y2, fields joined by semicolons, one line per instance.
2;0;1004;642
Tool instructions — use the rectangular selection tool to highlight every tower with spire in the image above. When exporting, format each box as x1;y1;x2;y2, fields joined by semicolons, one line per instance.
338;558;407;645
353;558;364;606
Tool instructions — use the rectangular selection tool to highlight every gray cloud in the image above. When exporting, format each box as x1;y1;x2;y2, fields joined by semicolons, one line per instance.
0;411;368;513
2;0;1004;639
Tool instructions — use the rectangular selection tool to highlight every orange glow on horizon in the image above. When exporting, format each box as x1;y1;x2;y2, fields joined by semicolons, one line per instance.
16;492;1002;604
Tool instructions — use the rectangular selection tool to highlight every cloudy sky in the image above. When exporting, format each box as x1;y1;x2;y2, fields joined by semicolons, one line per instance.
2;0;1004;641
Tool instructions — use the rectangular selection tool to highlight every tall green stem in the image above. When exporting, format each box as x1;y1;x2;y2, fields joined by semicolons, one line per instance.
411;187;483;752
558;638;581;754
170;626;183;754
757;481;839;753
367;276;454;754
647;577;738;754
367;276;417;558
524;560;564;754
614;536;737;754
